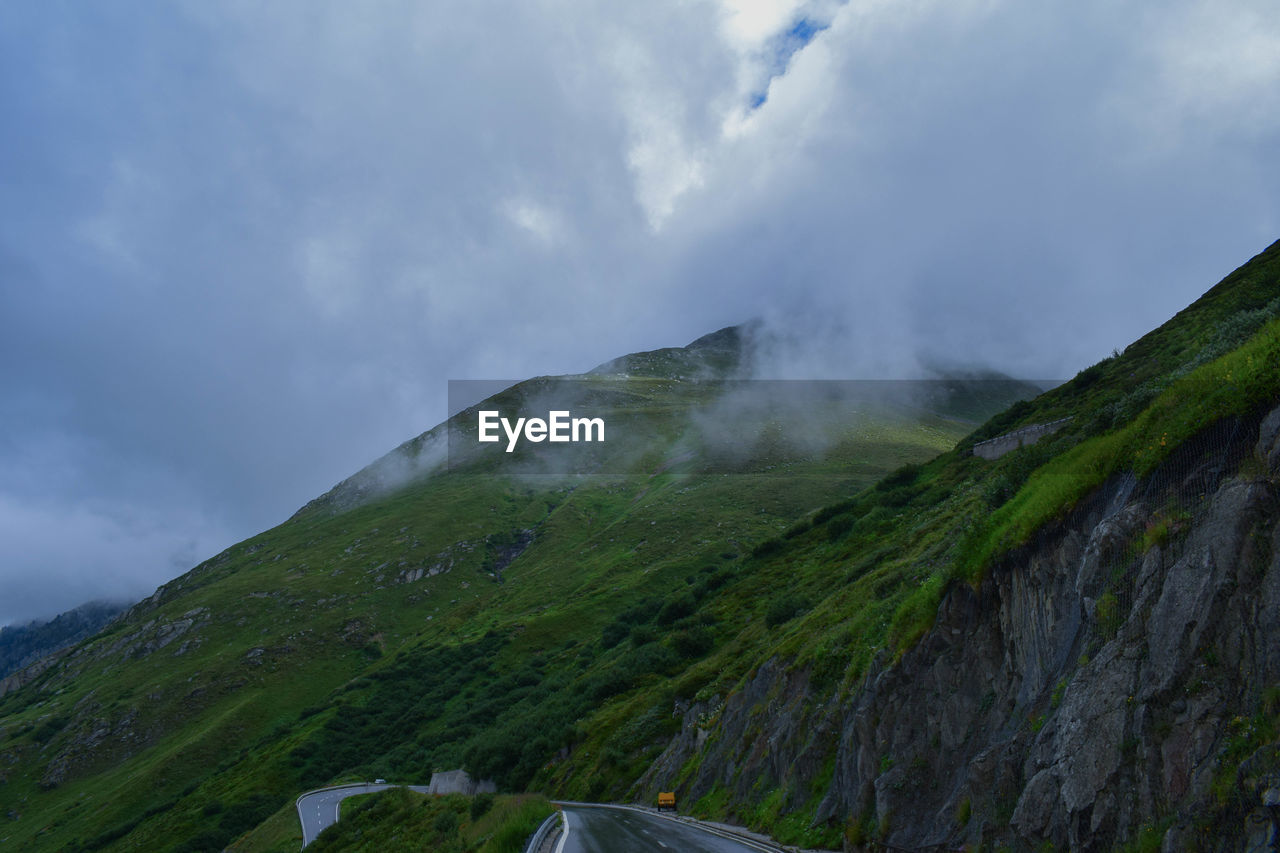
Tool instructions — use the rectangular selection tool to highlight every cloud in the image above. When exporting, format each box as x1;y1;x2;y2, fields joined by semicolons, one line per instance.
1146;0;1280;131
0;0;1277;622
500;197;570;247
0;492;229;626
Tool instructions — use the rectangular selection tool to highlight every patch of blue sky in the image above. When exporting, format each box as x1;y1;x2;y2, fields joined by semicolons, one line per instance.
746;16;831;111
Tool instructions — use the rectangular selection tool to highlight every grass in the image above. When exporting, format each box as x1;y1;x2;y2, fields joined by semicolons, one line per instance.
302;789;553;853
956;316;1280;582
2;238;1279;850
0;362;993;851
227;800;303;853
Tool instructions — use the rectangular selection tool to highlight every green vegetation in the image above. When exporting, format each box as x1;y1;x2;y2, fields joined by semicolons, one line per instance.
227;800;304;853
1095;592;1122;640
305;789;553;853
1114;819;1173;853
1210;711;1280;807
957;316;1280;580
0;350;990;851
0;239;1278;850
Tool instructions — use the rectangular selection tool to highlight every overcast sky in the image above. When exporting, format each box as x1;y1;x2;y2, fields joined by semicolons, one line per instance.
2;0;1278;625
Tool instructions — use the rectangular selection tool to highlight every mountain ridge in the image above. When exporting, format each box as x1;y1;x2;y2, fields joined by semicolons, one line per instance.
0;238;1278;852
0;600;129;682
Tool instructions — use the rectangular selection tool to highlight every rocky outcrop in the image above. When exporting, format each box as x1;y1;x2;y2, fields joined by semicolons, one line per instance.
642;402;1280;851
40;706;142;789
0;600;129;680
99;607;211;662
0;648;73;700
1;607;210;700
426;769;497;795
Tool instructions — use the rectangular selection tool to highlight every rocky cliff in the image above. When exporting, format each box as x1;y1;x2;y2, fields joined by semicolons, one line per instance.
638;400;1280;851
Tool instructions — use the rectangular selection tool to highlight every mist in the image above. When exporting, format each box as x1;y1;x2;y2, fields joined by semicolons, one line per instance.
1;0;1278;622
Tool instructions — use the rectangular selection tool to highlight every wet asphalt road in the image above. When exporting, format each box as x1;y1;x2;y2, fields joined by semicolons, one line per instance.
297;783;431;845
557;805;775;853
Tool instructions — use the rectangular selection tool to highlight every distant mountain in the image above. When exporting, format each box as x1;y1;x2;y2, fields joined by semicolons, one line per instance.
0;600;129;680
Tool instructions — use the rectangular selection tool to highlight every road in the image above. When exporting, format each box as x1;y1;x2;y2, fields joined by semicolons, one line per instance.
296;782;431;846
555;804;782;853
297;788;785;852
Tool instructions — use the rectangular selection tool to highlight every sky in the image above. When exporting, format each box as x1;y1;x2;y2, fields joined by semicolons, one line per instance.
2;0;1278;625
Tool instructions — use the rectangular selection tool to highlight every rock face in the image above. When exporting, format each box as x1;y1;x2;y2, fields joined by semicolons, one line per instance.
0;648;73;700
426;769;496;795
639;402;1280;851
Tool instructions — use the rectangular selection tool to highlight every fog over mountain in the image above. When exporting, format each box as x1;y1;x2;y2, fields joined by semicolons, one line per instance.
2;0;1278;623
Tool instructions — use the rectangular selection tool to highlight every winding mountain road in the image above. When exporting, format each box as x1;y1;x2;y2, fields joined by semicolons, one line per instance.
297;786;787;852
553;803;785;853
296;782;432;846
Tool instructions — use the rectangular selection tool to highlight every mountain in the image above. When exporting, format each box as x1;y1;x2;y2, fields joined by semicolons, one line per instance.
604;239;1280;851
0;601;129;681
0;323;1027;852
0;237;1278;852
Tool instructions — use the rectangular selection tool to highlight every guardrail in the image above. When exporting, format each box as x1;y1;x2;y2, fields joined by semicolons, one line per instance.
523;809;562;853
972;417;1073;460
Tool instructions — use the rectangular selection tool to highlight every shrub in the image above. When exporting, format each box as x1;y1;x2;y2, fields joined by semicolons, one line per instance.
876;463;920;492
478;797;555;853
433;808;458;834
751;537;784;559
671;626;715;658
782;519;810;539
813;499;858;526
826;513;855;541
600;620;629;649
620;598;663;624
765;595;809;628
656;593;695;625
32;715;69;744
1075;359;1112;389
629;624;658;646
699;568;735;593
1096;592;1121;639
471;792;495;820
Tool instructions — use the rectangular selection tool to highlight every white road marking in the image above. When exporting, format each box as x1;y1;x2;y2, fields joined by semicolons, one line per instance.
553;803;783;853
553;810;570;853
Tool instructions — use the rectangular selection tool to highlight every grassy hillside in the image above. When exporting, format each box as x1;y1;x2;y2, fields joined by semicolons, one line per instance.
304;790;553;853
0;332;1026;851
1;237;1277;851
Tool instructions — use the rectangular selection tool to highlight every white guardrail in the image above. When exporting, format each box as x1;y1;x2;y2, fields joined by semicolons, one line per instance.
523;808;562;853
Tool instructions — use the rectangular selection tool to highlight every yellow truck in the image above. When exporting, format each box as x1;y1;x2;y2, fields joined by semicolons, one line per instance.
657;792;676;811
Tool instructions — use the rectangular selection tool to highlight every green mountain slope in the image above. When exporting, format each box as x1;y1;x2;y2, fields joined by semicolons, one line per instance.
595;238;1279;850
0;329;1030;851
2;237;1278;851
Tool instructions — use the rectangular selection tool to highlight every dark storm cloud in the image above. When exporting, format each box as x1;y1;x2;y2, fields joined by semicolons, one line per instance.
1;0;1277;623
